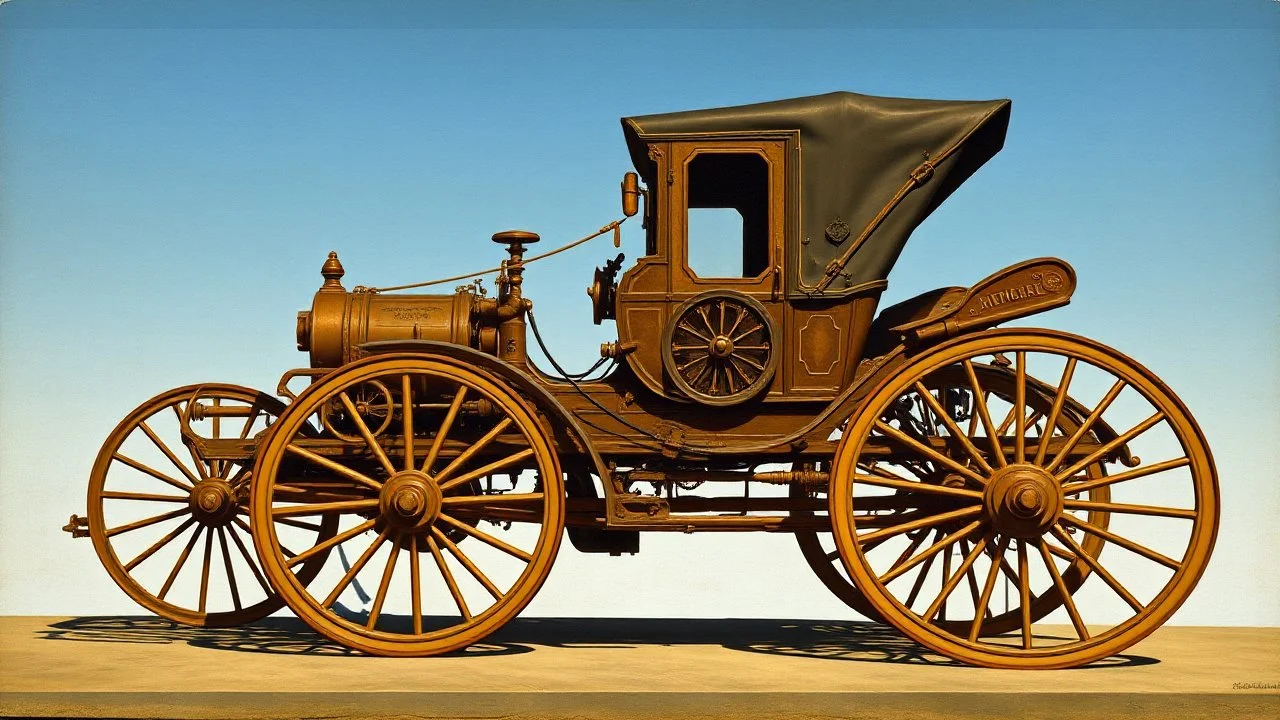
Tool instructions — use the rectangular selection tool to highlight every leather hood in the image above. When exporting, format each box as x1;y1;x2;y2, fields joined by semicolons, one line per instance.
622;91;1011;298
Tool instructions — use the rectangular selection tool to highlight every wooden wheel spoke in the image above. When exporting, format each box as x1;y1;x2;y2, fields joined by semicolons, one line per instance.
436;513;532;562
1017;540;1032;649
433;527;503;600
677;354;708;373
877;530;929;582
286;518;378;568
198;526;213;613
903;539;939;610
913;382;994;475
124;517;197;571
688;360;713;388
113;453;192;493
1061;515;1182;569
438;448;535;494
174;404;213;483
228;464;251;488
409;534;423;634
138;420;202;487
1062;499;1196;521
1063;456;1190;496
273;516;324;532
216;528;243;612
227;523;272;596
239;405;262;440
731;322;762;343
323;529;389;609
728;356;759;384
924;534;989;622
678;321;712;344
401;375;415;472
874;421;987;486
734;353;765;372
1045;540;1075;562
880;519;984;585
422;385;468;475
210;399;223;480
106;507;189;537
968;535;1010;642
1034;358;1078;465
1037;539;1088;641
272;498;379;518
158;524;204;600
367;534;402;629
724;305;746;338
723;363;739;394
433;416;513;486
284;444;382;492
695;305;716;336
1014;351;1027;463
101;490;189;503
338;391;396;476
231;516;295;558
442;491;543;508
960;540;988;621
963;360;1006;468
426;533;471;620
853;472;982;500
859;505;983;546
1056;411;1165;481
983;540;1021;588
1045;378;1126;473
1050;525;1144;613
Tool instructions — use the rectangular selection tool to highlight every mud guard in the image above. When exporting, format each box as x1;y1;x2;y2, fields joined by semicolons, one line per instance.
891;258;1076;347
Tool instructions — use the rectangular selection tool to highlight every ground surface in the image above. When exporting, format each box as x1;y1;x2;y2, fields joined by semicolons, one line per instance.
0;616;1276;719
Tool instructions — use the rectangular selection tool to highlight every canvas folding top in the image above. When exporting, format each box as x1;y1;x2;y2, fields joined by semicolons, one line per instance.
623;91;1012;297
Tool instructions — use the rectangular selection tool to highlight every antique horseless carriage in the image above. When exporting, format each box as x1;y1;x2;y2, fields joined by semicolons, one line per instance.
68;92;1218;668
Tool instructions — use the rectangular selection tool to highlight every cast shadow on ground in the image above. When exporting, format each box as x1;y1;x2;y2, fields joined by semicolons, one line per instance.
38;616;1157;668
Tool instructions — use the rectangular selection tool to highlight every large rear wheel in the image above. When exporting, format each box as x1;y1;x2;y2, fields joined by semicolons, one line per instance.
830;330;1218;669
796;363;1113;633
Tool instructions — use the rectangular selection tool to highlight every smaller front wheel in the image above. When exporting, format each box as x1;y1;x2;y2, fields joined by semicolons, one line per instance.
87;384;333;627
251;354;565;656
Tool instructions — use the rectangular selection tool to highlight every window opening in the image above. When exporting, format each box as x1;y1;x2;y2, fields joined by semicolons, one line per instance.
685;153;769;278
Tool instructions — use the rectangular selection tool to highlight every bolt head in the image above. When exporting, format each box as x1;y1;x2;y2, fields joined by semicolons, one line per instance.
1015;487;1042;512
198;490;222;512
394;489;422;516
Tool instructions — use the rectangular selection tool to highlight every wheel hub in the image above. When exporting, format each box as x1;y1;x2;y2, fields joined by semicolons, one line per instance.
379;471;442;530
983;464;1062;538
189;479;237;526
709;335;735;359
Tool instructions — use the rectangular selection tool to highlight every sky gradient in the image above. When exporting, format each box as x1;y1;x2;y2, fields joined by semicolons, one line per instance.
1;1;1277;625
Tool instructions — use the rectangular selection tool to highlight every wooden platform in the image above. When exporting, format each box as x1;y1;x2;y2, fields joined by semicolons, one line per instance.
1;616;1276;719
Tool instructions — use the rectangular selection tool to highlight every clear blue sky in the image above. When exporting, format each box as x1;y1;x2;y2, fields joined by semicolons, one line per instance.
1;1;1276;624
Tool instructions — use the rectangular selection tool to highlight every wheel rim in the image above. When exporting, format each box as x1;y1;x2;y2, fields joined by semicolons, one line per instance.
830;330;1218;669
251;355;564;656
87;384;334;627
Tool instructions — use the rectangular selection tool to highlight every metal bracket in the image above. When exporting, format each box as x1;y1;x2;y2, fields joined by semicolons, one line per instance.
62;514;89;539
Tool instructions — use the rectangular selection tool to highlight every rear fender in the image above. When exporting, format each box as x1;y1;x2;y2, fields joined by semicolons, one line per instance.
891;258;1076;346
